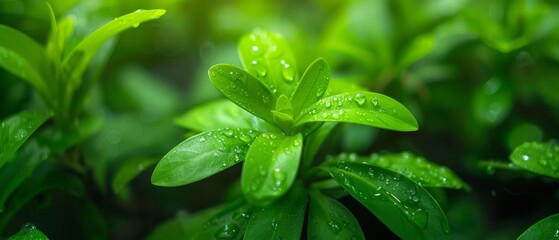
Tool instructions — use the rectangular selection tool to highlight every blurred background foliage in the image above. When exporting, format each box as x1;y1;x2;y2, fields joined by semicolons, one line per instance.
1;0;559;239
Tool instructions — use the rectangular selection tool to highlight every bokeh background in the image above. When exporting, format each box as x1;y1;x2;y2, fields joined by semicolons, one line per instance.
1;0;559;239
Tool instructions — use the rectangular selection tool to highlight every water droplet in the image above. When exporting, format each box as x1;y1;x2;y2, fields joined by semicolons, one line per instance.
215;224;240;240
21;223;36;231
402;204;428;229
354;93;367;106
280;60;294;82
324;100;332;108
14;129;27;141
371;97;380;107
522;154;530;161
271;219;278;230
315;87;326;98
132;22;140;28
252;45;260;54
198;136;207;143
328;221;341;233
251;60;267;77
378;174;385;181
223;128;234;137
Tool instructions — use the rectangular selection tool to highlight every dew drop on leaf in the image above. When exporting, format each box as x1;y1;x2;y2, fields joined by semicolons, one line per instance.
315;87;326;98
354;93;367;106
251;60;267;77
371;97;380;107
214;224;240;240
21;222;36;231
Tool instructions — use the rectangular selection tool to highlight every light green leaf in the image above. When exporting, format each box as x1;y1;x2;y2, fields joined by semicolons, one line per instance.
193;199;252;240
244;181;307;239
7;224;48;240
241;132;303;205
295;91;418;131
174;100;275;132
510;141;559;179
146;206;224;240
329;152;469;190
151;128;259;186
238;29;299;97
112;157;157;193
209;64;277;124
0;25;47;95
308;190;365;240
398;34;435;72
62;9;166;88
291;58;331;116
320;162;450;239
325;79;366;97
0;111;51;167
518;213;559;240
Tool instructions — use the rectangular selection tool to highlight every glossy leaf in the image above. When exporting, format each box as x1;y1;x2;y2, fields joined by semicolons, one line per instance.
518;213;559;240
0;25;48;95
295;91;418;131
7;223;48;240
147;206;224;240
0;111;51;167
320;162;450;239
209;64;277;124
510;141;559;179
241;132;303;205
152;128;259;186
238;29;299;97
193;199;252;240
62;9;166;88
244;181;307;239
291;58;331;116
112;157;157;193
302;122;337;171
175;100;274;132
329;152;469;189
308;190;365;240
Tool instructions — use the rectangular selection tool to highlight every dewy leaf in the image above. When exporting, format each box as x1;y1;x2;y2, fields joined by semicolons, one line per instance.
209;64;277;124
112;157;157;193
0;111;51;167
510;141;559;179
320;162;451;240
193;199;252;240
151;128;259;187
7;223;48;240
244;181;307;239
291;58;331;116
241;132;303;205
0;25;48;95
307;190;365;240
146;205;224;240
238;29;299;97
517;213;559;240
295;91;418;131
174;100;276;132
62;9;166;88
329;152;469;190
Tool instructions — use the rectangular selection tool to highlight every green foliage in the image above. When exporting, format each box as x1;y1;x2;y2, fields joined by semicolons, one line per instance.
518;213;559;240
7;224;48;240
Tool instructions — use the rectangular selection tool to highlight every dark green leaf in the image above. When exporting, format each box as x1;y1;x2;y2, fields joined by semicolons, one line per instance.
209;64;277;124
308;190;365;240
0;25;48;95
38;114;103;154
518;213;559;240
7;224;48;240
320;162;450;239
244;181;307;239
193;199;252;240
510;141;559;179
241;133;303;205
147;206;224;240
152;128;259;186
112;157;157;193
62;9;166;88
291;58;330;115
301;122;337;171
0;111;51;167
175;100;275;132
295;91;418;131
238;29;299;97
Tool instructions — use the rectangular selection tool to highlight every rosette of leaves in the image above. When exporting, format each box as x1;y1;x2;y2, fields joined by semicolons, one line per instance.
151;29;467;239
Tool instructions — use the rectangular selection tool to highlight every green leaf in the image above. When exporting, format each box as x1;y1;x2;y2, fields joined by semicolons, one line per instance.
146;206;224;240
518;213;559;240
38;114;103;154
325;79;366;97
301;122;337;171
209;64;277;124
244;181;307;239
291;58;331;115
319;162;450;239
241;132;303;205
151;128;259;186
0;25;48;95
238;29;299;97
62;9;166;88
308;190;365;240
329;152;469;190
510;141;559;179
7;224;48;240
112;157;157;193
472;77;513;126
398;34;435;72
174;100;275;132
193;199;252;240
0;111;51;167
295;91;418;131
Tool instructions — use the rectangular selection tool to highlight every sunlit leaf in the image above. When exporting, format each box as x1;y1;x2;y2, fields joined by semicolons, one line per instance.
209;64;277;124
238;29;299;97
151;128;259;186
308;190;365;240
295;91;418;131
112;157;157;193
518;213;559;240
241;133;302;205
510;141;559;179
320;162;450;239
193;199;252;240
291;58;330;115
244;182;307;239
0;111;51;167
